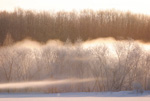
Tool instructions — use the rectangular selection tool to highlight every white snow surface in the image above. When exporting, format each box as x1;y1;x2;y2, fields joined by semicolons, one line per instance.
0;91;150;101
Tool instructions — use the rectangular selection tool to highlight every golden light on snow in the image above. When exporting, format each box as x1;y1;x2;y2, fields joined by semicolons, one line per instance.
83;38;116;55
0;78;95;90
14;39;41;50
142;44;150;51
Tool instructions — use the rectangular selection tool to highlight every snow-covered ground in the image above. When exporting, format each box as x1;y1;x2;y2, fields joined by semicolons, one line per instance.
0;91;150;101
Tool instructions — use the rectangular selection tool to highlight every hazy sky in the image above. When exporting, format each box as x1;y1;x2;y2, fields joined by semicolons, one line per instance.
0;0;150;14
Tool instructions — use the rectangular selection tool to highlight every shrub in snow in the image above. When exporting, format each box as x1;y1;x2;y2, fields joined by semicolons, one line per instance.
132;82;143;94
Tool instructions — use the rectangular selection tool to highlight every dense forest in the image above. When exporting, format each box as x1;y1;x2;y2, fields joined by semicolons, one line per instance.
0;8;150;45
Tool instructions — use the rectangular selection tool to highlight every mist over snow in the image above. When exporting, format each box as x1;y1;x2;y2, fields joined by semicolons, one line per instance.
0;38;150;93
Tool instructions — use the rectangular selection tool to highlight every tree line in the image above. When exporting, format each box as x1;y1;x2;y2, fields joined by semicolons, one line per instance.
0;8;150;45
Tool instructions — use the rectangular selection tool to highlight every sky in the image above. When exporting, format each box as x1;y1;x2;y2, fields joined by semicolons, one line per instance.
0;0;150;15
